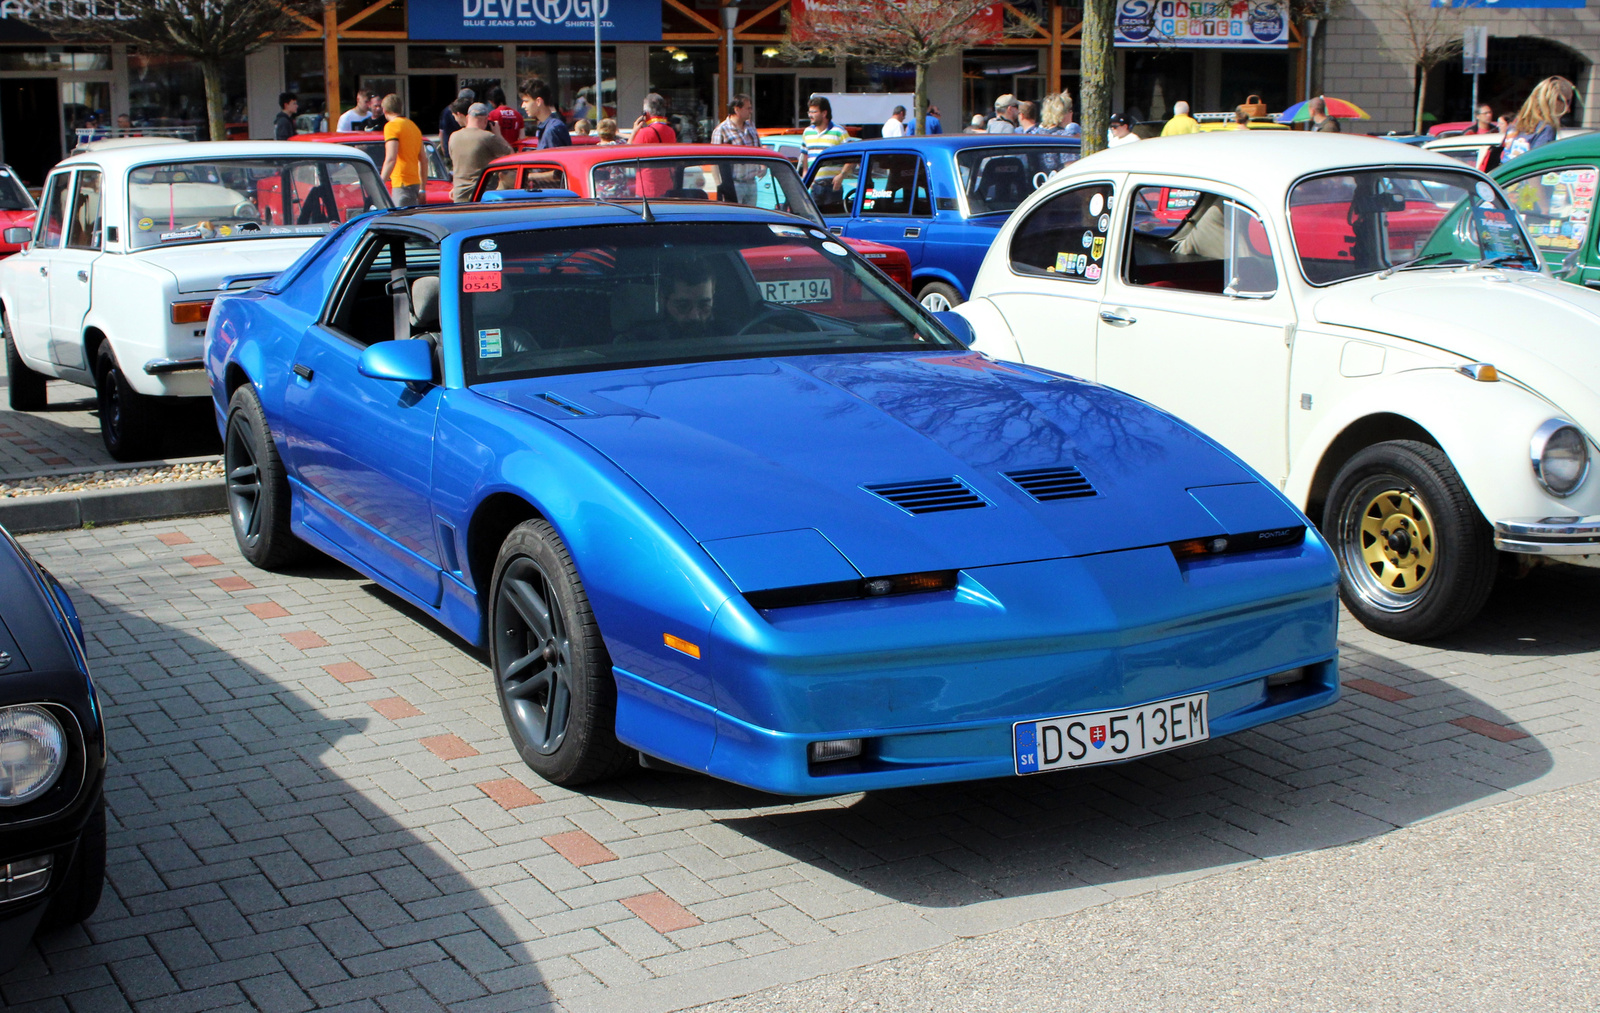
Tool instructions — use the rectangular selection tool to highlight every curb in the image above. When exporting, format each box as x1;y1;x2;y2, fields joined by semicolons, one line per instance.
0;479;226;534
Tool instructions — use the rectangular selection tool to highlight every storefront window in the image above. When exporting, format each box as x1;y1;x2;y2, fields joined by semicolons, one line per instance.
845;60;913;94
648;47;717;143
1123;50;1193;126
963;50;1041;124
517;47;616;123
0;46;110;72
408;46;505;70
285;45;398;129
1219;52;1289;118
129;50;246;140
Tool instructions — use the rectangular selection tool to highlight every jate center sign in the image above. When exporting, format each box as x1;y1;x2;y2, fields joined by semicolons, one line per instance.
1115;0;1290;47
407;0;662;42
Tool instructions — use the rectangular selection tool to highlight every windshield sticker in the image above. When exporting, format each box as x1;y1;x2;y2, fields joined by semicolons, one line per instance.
1475;181;1497;203
821;241;847;256
809;229;829;240
1092;237;1105;259
1098;214;1110;232
160;229;204;242
768;224;807;238
137;217;154;231
478;329;503;358
1081;230;1093;249
463;251;502;272
478;238;498;251
464;272;502;293
217;225;232;237
238;222;261;233
866;189;893;199
1089;193;1104;217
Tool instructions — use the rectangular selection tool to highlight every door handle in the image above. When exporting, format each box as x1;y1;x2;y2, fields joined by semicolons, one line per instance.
1099;310;1137;327
903;227;921;238
37;265;46;277
76;270;88;282
292;363;314;381
829;226;843;235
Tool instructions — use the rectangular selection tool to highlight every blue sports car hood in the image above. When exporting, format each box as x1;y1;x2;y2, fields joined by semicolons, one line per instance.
477;353;1290;580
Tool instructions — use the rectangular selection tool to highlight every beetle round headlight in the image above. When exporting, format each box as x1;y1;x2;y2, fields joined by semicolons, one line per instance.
0;705;66;805
1531;419;1591;498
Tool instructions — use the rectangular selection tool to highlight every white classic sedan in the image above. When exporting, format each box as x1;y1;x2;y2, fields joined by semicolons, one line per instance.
0;141;390;460
956;131;1600;641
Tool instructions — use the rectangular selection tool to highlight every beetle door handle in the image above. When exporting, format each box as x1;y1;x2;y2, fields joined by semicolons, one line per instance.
37;265;46;277
1099;310;1137;327
77;270;88;282
292;363;314;381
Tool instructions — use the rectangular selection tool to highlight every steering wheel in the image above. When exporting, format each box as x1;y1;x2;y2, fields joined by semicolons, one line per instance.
735;306;821;336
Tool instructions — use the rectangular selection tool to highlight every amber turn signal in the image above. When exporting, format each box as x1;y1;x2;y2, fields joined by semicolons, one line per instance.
170;300;214;325
663;633;700;659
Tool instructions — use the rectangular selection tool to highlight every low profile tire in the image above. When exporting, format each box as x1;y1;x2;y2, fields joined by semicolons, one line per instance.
1323;440;1497;642
4;310;49;412
95;343;160;461
917;281;963;313
490;519;632;787
39;798;105;931
225;385;310;570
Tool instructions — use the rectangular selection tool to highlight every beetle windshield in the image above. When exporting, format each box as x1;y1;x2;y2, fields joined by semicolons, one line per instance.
1288;169;1538;284
0;166;35;211
127;157;389;249
956;145;1081;215
588;158;822;224
460;221;959;382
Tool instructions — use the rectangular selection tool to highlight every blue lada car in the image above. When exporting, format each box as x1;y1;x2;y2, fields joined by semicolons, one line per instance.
206;196;1337;796
805;135;1081;311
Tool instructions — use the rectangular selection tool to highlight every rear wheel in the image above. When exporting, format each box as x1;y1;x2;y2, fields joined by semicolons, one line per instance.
39;798;105;931
4;310;48;412
917;281;963;313
95;343;160;461
224;384;310;570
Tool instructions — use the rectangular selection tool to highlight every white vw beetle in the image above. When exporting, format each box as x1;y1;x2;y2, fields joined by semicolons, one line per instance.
957;132;1600;641
0;141;390;460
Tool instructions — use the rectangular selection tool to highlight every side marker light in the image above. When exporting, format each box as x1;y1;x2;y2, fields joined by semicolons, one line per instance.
663;634;700;659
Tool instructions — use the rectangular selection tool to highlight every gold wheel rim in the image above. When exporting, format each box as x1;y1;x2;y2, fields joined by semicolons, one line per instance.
1357;488;1436;595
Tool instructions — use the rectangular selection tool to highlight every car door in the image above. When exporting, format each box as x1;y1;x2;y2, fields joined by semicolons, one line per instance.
981;178;1118;379
844;151;929;265
807;153;863;236
1096;180;1294;483
7;170;70;361
1500;161;1599;279
47;168;101;370
279;229;446;605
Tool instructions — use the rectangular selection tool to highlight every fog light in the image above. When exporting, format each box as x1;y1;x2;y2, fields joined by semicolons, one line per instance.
1267;667;1308;687
2;854;52;901
0;705;67;805
808;739;863;763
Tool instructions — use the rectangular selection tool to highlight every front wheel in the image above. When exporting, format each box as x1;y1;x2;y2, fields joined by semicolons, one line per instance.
95;344;160;461
917;281;963;313
4;310;48;412
490;520;632;786
1323;440;1497;641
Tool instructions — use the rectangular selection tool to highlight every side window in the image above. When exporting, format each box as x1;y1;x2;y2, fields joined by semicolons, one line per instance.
327;233;444;347
862;154;920;215
67;170;102;250
522;166;567;190
478;167;520;195
1126;187;1277;296
809;156;861;217
1504;164;1597;255
1008;183;1115;282
36;172;70;249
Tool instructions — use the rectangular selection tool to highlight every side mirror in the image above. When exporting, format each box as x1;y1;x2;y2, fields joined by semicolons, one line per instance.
358;339;436;385
4;227;31;245
1560;250;1580;279
932;310;976;345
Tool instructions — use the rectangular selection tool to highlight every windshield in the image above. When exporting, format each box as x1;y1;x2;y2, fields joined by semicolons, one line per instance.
346;140;449;182
1289;169;1537;284
956;145;1081;215
127;157;389;249
0;166;34;211
589;158;822;224
461;221;958;382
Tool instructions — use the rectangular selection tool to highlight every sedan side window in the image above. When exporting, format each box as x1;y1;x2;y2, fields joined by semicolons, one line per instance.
35;172;70;249
1125;187;1277;297
861;154;929;216
67;170;102;251
327;233;444;347
1504;164;1598;255
1008;183;1114;282
810;157;861;217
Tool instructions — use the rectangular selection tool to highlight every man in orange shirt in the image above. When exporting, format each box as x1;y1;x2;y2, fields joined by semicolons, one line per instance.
379;93;427;207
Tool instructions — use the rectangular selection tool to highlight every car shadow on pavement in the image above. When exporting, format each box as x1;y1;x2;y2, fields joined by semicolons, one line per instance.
0;591;551;1009
1433;561;1600;657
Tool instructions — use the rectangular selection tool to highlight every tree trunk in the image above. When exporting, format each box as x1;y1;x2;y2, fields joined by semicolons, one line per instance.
202;57;227;142
1080;0;1115;155
1413;65;1427;136
914;61;927;136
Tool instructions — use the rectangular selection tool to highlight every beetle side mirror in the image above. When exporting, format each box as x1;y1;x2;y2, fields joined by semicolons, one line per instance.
3;227;31;246
932;310;976;344
1559;250;1581;280
358;339;436;385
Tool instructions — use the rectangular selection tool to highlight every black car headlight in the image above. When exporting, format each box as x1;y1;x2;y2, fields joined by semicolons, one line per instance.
1531;419;1590;498
0;705;67;805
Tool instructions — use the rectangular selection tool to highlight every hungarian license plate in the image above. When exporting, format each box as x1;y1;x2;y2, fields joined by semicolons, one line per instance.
762;277;832;304
1013;692;1209;774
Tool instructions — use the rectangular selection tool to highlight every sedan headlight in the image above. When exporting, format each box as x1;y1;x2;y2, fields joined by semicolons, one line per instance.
1531;419;1591;498
0;705;66;805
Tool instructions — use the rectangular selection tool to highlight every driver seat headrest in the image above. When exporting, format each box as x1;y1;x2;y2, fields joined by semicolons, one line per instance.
410;276;440;331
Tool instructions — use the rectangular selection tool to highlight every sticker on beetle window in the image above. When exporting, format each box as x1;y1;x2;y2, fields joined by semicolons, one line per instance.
1055;252;1072;272
1089;193;1105;217
478;329;503;358
1092;236;1105;259
464;251;502;272
1098;214;1110;233
463;272;502;292
1081;230;1093;249
1086;263;1101;280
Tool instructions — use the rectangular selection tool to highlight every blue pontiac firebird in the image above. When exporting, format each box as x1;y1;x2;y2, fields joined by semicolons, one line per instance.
205;196;1340;795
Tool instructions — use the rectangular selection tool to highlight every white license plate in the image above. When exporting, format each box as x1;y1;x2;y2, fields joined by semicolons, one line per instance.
762;277;832;304
1013;692;1209;774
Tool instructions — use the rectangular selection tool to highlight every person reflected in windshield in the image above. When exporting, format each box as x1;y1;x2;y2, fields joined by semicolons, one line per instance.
628;259;718;342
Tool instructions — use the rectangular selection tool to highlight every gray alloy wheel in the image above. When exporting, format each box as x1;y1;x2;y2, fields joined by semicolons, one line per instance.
918;281;962;313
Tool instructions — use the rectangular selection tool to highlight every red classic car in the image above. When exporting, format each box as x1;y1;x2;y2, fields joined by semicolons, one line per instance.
470;144;914;291
291;131;452;204
0;164;37;257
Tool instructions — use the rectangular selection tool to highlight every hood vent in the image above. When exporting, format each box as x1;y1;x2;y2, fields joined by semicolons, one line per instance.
539;392;588;416
1005;466;1097;502
865;477;988;515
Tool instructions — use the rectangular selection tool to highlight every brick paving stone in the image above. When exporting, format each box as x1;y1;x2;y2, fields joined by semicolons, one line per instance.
370;697;424;721
211;577;255;591
420;734;480;761
325;662;375;684
246;602;292;620
156;533;194;546
1345;677;1416;703
621;892;702;934
181;554;223;568
1449;715;1530;742
544;830;619;867
282;630;329;650
477;778;545;810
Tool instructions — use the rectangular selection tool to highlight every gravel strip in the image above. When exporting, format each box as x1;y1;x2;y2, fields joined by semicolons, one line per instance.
0;460;224;498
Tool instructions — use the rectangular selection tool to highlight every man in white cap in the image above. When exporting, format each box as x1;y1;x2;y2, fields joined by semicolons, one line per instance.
1161;100;1201;136
987;94;1019;133
449;102;513;202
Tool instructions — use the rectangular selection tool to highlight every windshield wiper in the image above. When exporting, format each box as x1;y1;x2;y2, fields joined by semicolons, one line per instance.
1377;251;1458;279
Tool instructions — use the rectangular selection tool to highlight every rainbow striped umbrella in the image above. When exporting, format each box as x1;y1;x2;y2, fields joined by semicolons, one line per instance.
1276;97;1372;124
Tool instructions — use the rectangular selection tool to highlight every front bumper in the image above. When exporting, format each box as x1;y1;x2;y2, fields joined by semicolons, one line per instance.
1493;515;1600;555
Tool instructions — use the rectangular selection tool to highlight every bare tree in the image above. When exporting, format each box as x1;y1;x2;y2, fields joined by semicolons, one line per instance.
784;0;1000;136
1378;0;1464;134
34;0;324;143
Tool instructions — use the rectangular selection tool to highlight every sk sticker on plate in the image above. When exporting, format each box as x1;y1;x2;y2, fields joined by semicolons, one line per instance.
464;251;502;272
479;328;503;358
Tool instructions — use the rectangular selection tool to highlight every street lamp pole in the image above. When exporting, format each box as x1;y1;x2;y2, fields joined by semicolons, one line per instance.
721;4;740;110
1303;17;1321;103
594;0;604;122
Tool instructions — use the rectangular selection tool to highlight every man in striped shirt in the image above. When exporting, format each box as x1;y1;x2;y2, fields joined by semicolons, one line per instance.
803;96;849;161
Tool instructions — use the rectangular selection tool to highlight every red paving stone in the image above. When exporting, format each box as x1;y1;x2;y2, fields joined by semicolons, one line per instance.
622;892;701;933
1450;715;1529;742
369;696;423;720
246;602;291;619
543;829;617;867
281;630;329;650
477;778;544;809
183;554;223;568
323;662;374;683
156;532;194;546
40;457;68;465
211;576;255;591
421;734;479;761
1346;678;1415;703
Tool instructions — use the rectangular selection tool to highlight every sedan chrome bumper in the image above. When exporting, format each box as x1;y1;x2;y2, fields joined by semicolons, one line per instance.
142;358;204;375
1494;515;1600;555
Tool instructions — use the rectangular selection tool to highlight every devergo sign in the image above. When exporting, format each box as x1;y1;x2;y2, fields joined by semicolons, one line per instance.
407;0;661;42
